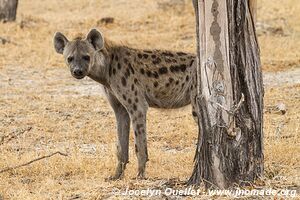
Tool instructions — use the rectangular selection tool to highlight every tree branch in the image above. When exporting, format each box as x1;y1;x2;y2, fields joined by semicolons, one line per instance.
0;151;68;174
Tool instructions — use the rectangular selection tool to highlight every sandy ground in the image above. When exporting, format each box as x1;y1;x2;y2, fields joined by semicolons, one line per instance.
263;68;300;86
0;0;299;199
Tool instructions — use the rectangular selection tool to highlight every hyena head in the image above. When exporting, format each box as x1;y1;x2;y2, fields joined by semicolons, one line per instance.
53;29;105;79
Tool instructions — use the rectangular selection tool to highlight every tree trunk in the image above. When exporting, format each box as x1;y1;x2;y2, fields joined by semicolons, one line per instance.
188;0;264;189
0;0;18;22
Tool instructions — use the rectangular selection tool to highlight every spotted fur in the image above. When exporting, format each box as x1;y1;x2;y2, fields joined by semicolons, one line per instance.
54;29;197;180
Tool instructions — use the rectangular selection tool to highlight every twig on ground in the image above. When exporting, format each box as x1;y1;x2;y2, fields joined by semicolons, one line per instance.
0;127;32;145
0;151;68;174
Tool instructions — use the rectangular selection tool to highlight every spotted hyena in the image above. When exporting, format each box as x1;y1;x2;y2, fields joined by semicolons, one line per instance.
54;29;197;180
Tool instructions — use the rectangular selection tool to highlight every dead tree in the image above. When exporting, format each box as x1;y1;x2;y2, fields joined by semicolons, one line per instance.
188;0;263;189
0;0;18;22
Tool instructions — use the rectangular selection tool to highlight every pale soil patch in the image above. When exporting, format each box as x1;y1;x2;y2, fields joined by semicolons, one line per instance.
263;68;300;87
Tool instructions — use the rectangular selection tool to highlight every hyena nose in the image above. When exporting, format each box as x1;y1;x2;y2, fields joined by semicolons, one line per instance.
73;69;83;77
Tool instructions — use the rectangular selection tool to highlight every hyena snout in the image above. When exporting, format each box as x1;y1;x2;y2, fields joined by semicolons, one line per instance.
70;61;89;79
72;68;85;79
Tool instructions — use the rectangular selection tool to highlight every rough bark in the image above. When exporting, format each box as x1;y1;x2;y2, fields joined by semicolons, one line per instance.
0;0;18;22
188;0;263;189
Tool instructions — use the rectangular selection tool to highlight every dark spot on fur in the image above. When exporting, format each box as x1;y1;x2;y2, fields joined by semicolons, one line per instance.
109;66;112;77
192;111;197;117
186;75;189;81
181;83;185;88
180;64;187;72
158;67;168;74
122;95;127;101
144;50;152;54
170;64;186;73
126;51;131;56
111;54;114;61
118;63;121;69
151;54;157;59
190;59;195;67
152;57;161;65
169;77;174;83
175;80;179;85
165;83;170;87
134;131;138;137
153;71;159;79
165;58;172;63
170;65;180;73
138;53;143;59
140;68;145;75
115;55;119;61
134;78;138;84
135;91;138;96
124;58;128;64
128;98;132;104
131;84;135;91
153;81;158;88
180;58;186;62
125;68;130;78
133;104;137;111
137;124;143;130
135;98;139;103
143;54;149;59
113;68;116;75
121;77;127;86
162;52;174;57
146;70;152;77
128;63;135;74
177;52;187;56
135;144;138;153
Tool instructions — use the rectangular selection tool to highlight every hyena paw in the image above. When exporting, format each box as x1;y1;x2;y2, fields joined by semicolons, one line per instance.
136;171;146;180
105;174;123;181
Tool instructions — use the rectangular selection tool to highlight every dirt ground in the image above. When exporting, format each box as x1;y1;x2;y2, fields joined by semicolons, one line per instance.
0;0;299;199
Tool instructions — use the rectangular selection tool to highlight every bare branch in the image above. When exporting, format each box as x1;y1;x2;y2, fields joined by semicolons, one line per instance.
0;151;68;174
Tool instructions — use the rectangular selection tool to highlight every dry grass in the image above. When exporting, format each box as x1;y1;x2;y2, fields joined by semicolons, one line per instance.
0;0;299;199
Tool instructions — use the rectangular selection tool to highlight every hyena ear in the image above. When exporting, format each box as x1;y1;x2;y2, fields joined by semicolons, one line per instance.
54;32;69;54
86;29;104;50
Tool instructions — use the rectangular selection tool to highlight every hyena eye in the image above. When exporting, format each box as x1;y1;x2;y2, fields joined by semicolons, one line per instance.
82;55;90;62
67;56;74;63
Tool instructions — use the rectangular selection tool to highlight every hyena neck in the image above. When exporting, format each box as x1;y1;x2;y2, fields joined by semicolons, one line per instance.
88;40;130;88
88;40;115;87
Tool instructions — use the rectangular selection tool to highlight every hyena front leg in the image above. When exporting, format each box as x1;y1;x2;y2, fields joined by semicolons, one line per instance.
129;103;149;179
106;91;130;180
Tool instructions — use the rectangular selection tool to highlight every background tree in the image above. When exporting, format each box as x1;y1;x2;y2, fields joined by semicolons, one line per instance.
188;0;264;189
0;0;18;22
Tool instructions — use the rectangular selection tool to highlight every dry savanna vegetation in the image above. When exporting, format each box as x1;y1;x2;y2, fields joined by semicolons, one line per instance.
0;0;299;199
